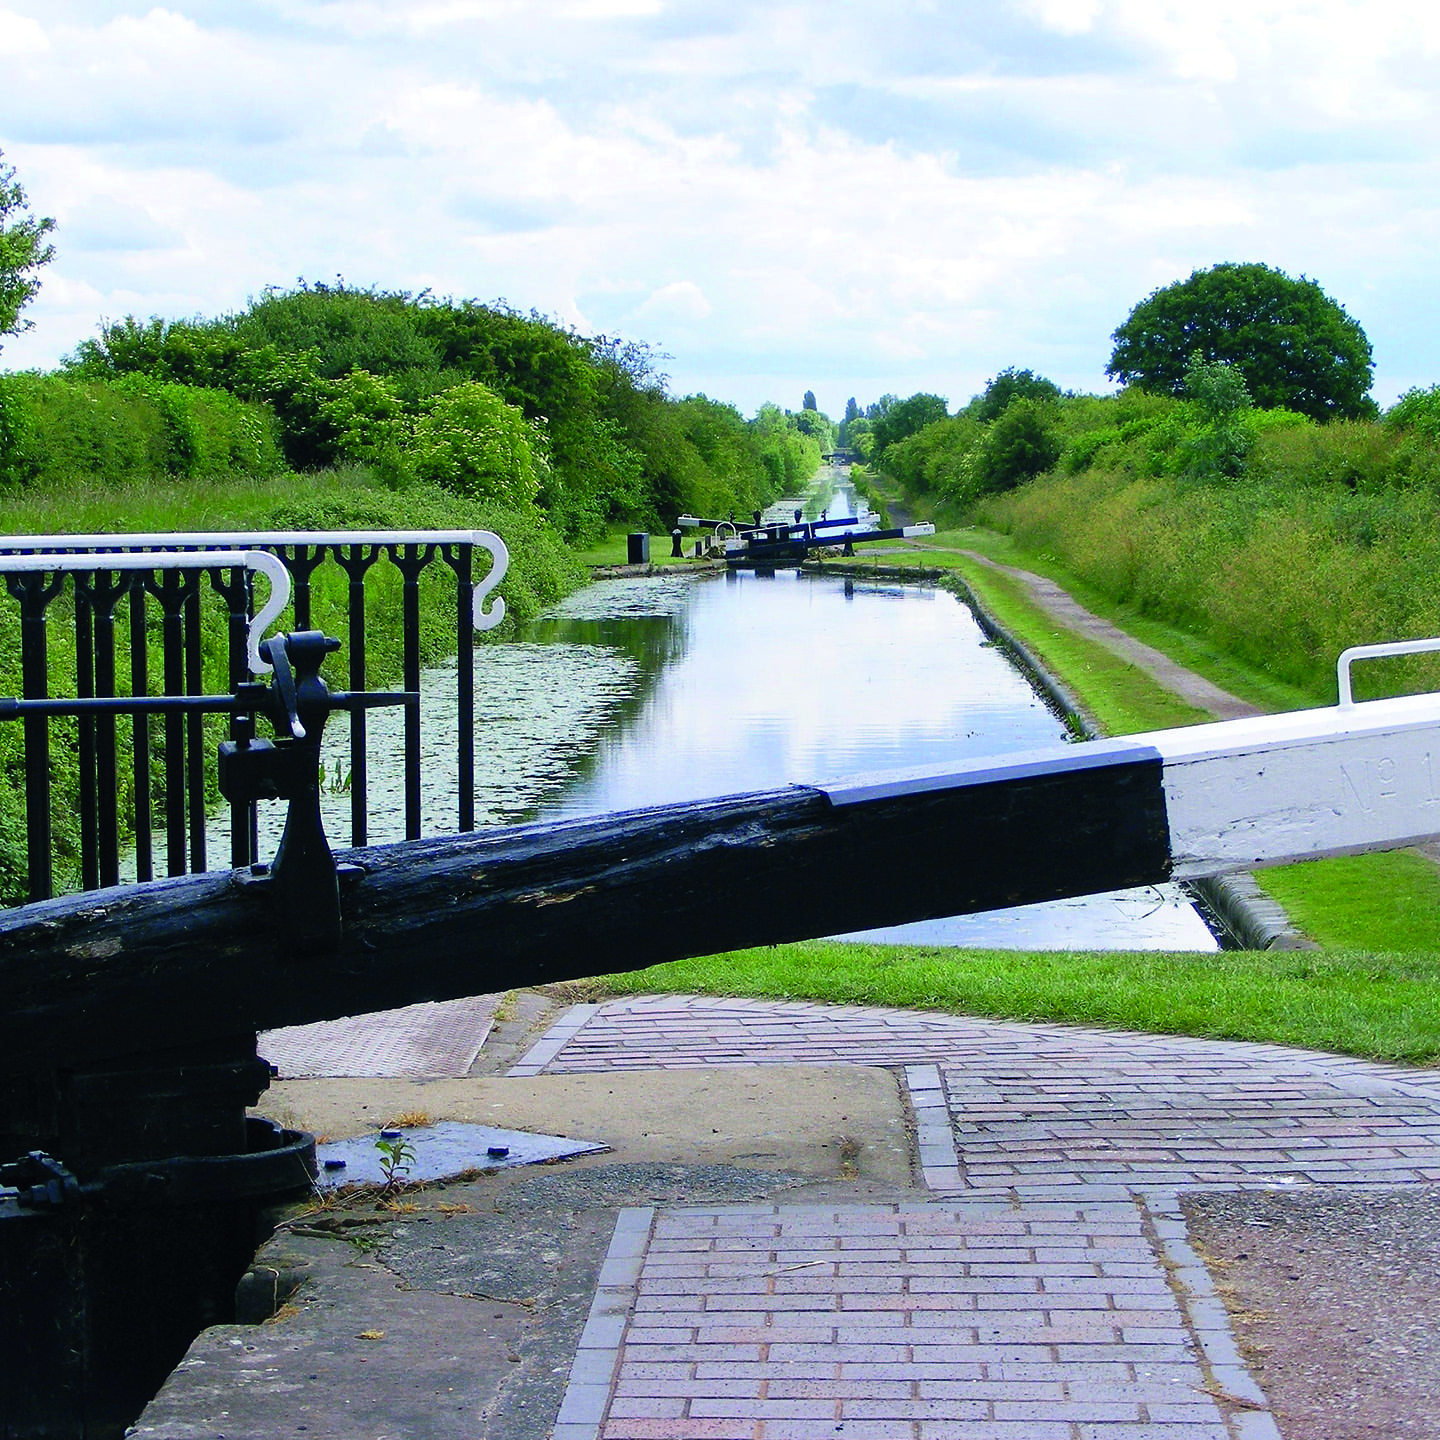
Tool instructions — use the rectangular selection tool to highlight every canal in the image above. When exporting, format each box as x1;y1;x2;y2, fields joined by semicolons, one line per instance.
235;468;1217;952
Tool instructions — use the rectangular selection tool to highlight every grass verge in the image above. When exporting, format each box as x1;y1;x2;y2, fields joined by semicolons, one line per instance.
591;941;1440;1065
571;525;704;569
943;559;1208;736
1253;852;1440;952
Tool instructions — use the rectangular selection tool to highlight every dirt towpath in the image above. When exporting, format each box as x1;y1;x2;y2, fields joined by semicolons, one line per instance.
953;549;1264;722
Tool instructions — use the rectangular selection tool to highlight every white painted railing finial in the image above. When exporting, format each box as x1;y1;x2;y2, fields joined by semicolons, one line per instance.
470;530;509;632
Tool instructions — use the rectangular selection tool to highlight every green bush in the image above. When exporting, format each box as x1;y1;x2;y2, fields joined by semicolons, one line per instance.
881;415;985;505
317;367;411;481
983;462;1440;701
974;399;1063;494
1181;356;1251;480
1387;385;1440;442
1249;419;1401;492
0;371;280;485
0;372;167;482
410;382;544;508
869;392;949;462
1064;423;1129;473
116;375;282;478
66;285;821;534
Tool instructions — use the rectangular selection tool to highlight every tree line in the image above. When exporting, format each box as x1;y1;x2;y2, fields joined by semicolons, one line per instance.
3;147;837;537
851;261;1440;513
4;283;830;539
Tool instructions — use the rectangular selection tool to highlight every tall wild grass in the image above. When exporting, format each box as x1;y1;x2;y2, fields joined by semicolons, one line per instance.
981;417;1440;704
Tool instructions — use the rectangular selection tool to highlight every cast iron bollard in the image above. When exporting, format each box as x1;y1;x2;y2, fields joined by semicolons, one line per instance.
671;528;683;558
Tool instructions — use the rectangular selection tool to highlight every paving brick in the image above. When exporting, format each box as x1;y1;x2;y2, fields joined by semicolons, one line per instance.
599;1420;753;1439
525;994;1440;1436
615;1377;758;1399
516;998;1440;1196
919;1424;1072;1440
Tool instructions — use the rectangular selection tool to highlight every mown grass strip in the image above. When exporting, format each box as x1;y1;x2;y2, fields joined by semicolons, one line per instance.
590;940;1440;1065
943;557;1209;736
1253;851;1440;952
919;527;1320;714
571;525;700;569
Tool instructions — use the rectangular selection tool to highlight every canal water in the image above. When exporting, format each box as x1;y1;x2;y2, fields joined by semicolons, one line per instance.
221;469;1215;950
507;568;1215;950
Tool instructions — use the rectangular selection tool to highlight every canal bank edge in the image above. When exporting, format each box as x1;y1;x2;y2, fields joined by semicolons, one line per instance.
803;556;1313;952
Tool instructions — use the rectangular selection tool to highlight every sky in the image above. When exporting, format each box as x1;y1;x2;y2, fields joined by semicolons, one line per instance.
1;0;1437;416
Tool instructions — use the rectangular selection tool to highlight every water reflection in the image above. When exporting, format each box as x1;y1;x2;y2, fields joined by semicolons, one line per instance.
539;570;1061;819
525;569;1215;952
199;490;1215;949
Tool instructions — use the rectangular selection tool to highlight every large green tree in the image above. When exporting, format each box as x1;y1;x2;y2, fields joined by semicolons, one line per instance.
62;282;804;530
870;392;948;459
973;367;1061;422
1107;262;1374;421
0;150;56;349
974;398;1062;494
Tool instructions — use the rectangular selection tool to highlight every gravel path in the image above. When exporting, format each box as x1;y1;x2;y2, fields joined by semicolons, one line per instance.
1184;1187;1440;1439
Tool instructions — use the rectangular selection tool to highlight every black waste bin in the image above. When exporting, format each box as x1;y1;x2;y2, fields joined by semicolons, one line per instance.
627;532;650;565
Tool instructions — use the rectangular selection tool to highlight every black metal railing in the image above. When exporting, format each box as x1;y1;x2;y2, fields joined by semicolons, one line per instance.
0;530;508;903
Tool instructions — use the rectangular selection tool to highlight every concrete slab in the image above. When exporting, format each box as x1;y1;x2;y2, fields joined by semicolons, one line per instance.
260;1063;913;1186
315;1120;608;1188
258;994;501;1079
129;1230;529;1440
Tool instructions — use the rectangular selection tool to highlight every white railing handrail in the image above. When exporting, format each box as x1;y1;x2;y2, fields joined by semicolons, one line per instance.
0;550;291;675
0;528;510;633
1337;637;1440;708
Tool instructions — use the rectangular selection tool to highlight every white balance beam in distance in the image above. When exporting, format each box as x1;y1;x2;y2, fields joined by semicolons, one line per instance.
821;658;1440;881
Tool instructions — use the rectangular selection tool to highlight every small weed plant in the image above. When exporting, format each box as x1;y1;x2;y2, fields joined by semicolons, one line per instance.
374;1133;417;1191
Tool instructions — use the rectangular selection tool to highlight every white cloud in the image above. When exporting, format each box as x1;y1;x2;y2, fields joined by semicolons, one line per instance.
0;6;47;54
1012;0;1102;37
632;280;712;324
0;0;1435;408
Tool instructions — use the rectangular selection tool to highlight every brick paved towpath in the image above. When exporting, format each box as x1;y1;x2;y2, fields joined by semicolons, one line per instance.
522;996;1440;1440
